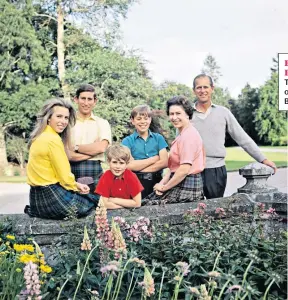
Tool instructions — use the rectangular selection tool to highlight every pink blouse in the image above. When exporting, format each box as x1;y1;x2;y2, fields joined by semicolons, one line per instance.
168;124;205;174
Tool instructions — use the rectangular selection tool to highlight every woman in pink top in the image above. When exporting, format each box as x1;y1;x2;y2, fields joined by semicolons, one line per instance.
143;96;205;204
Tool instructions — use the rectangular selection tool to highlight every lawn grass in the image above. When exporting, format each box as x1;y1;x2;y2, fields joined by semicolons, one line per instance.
0;176;27;183
0;147;286;182
225;147;287;171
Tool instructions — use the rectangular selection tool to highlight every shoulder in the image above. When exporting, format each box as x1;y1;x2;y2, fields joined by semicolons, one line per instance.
124;169;138;180
212;105;232;115
39;131;62;145
94;115;110;126
181;125;202;142
122;133;135;146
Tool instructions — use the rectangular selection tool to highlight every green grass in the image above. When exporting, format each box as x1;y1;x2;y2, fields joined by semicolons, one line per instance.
0;147;286;182
0;176;27;183
225;147;287;171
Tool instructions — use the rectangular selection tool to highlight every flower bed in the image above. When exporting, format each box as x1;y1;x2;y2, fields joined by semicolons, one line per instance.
0;200;287;300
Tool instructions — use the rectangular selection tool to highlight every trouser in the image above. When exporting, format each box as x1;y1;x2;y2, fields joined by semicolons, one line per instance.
135;172;163;199
201;166;227;199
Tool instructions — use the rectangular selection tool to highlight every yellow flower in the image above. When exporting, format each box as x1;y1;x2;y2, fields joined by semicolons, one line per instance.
16;268;22;273
6;235;15;240
0;238;2;241
14;244;35;253
19;253;38;264
40;264;52;273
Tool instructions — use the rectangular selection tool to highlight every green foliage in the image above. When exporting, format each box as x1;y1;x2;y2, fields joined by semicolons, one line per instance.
0;0;54;129
6;136;28;168
2;206;286;299
66;41;154;141
255;72;288;145
232;84;261;142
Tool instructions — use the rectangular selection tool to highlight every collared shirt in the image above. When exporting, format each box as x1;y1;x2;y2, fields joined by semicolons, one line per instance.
27;125;77;191
71;113;112;162
95;169;144;199
122;130;168;160
193;102;216;120
169;123;205;174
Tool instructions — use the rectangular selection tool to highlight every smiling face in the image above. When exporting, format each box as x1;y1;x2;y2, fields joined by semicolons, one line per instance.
193;76;214;104
74;91;96;118
131;113;152;135
168;105;190;131
48;106;70;133
109;158;127;178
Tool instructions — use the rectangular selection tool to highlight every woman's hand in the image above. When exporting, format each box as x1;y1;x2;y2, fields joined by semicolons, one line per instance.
76;182;90;194
153;183;166;194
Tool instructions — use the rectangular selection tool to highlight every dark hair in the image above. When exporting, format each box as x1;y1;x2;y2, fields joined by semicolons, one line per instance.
193;74;214;89
166;96;194;119
75;84;96;99
130;104;163;134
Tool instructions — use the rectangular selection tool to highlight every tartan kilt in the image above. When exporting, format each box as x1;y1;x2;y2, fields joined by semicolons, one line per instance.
142;173;204;206
70;160;103;193
24;184;99;220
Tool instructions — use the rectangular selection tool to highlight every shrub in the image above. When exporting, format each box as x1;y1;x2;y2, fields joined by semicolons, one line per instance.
0;203;287;299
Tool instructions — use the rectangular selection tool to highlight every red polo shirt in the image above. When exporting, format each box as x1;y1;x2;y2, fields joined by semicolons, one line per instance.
95;169;144;199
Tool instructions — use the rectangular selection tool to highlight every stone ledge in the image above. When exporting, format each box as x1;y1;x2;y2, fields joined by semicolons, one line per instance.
0;192;287;245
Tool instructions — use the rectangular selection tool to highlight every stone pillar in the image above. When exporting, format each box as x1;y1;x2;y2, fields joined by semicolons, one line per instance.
238;162;278;194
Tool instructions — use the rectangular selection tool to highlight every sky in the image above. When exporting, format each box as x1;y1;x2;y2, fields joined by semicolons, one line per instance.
120;0;288;98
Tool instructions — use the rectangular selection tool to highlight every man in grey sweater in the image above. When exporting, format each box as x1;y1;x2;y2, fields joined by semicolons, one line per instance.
191;74;277;199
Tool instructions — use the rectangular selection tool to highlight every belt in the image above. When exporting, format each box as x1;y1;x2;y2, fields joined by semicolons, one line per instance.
136;172;162;181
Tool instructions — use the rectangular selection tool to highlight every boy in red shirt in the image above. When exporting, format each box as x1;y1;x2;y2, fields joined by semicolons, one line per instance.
95;144;144;209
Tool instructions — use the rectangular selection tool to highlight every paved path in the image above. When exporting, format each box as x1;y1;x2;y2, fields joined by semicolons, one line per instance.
0;168;287;214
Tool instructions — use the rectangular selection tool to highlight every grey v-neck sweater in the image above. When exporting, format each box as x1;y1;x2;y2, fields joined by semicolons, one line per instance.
191;105;266;169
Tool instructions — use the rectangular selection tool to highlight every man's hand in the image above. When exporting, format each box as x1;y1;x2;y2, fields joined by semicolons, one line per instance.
76;182;90;194
262;159;277;174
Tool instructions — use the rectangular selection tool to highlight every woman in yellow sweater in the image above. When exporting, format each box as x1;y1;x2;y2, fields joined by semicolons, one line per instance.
24;98;97;219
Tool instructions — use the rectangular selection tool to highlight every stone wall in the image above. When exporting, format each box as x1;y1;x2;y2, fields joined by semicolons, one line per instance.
0;163;287;245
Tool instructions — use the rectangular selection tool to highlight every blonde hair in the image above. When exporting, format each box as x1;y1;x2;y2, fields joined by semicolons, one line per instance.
28;98;76;149
106;144;131;164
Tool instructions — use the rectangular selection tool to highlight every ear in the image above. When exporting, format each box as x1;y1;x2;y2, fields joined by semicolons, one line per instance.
73;96;79;104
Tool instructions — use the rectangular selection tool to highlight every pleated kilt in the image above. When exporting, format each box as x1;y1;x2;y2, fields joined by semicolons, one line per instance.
70;160;103;193
142;173;204;206
24;184;99;220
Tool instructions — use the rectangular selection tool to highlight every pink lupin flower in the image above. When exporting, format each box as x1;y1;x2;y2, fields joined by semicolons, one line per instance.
18;261;42;299
266;207;276;215
215;207;226;217
198;202;207;210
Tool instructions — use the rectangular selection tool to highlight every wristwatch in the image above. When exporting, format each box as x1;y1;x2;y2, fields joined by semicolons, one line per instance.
74;145;79;153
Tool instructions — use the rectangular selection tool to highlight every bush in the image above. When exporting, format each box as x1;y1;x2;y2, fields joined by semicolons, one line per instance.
0;202;287;300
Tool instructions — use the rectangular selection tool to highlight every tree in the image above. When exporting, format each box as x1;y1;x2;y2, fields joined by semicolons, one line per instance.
6;136;28;169
201;54;222;84
233;84;261;143
255;72;288;145
0;0;52;167
65;35;154;141
201;54;230;107
33;0;137;98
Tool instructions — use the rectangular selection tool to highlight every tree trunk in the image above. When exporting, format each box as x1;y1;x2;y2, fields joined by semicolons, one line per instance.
57;0;69;99
0;125;8;170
